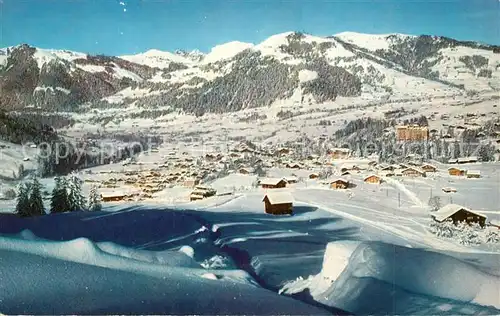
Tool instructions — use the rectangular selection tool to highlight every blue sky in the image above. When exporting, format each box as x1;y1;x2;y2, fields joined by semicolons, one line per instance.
1;0;499;55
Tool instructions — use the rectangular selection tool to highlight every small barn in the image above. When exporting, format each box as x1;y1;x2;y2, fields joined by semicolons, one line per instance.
309;173;319;179
260;178;287;189
262;191;294;215
432;204;487;227
448;167;465;176
421;164;437;173
190;186;217;201
330;178;349;189
101;192;126;202
456;157;478;164
364;174;382;184
466;170;481;178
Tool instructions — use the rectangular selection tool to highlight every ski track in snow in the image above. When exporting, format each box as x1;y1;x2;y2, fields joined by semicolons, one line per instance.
385;177;427;208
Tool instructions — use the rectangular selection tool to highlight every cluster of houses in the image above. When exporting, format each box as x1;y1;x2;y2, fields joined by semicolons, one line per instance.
85;151;220;202
83;138;491;225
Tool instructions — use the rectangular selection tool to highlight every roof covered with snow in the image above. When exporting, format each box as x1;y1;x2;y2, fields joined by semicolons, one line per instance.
259;178;286;186
331;178;349;184
466;170;481;175
263;191;294;205
433;204;487;222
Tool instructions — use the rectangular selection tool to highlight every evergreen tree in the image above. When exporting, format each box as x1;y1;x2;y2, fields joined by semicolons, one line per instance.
50;176;71;214
67;172;87;211
15;183;31;217
28;177;45;216
453;140;461;158
87;184;102;212
428;196;442;212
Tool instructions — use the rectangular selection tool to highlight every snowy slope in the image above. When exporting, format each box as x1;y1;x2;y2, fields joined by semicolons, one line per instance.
203;41;254;64
429;46;500;91
33;48;87;69
120;49;196;68
335;31;412;51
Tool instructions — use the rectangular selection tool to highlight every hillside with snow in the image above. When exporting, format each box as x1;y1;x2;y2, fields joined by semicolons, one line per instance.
1;31;499;119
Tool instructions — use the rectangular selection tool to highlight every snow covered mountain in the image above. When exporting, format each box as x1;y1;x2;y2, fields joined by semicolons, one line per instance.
1;32;499;117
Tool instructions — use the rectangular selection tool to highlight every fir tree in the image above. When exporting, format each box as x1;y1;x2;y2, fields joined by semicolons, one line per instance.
15;183;31;217
50;176;71;214
67;172;87;211
87;185;102;212
28;177;45;216
428;196;442;212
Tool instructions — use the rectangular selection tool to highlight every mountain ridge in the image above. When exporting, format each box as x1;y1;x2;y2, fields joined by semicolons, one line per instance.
1;31;499;119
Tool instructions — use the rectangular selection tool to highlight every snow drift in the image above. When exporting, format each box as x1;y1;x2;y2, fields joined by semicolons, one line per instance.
0;233;329;315
281;241;500;315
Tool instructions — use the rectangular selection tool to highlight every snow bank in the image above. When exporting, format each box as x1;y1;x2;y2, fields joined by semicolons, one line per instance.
281;241;500;314
0;234;200;269
0;233;328;314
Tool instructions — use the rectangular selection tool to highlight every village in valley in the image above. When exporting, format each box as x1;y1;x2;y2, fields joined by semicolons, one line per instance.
39;117;496;252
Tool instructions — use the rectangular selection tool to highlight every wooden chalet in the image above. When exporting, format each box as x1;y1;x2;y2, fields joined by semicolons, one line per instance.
466;170;481;178
458;156;478;164
401;167;426;177
262;191;294;215
432;204;487;227
101;191;126;202
448;167;465;176
330;178;349;189
190;186;217;201
260;178;287;189
421;164;437;173
364;174;382;184
309;173;319;179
